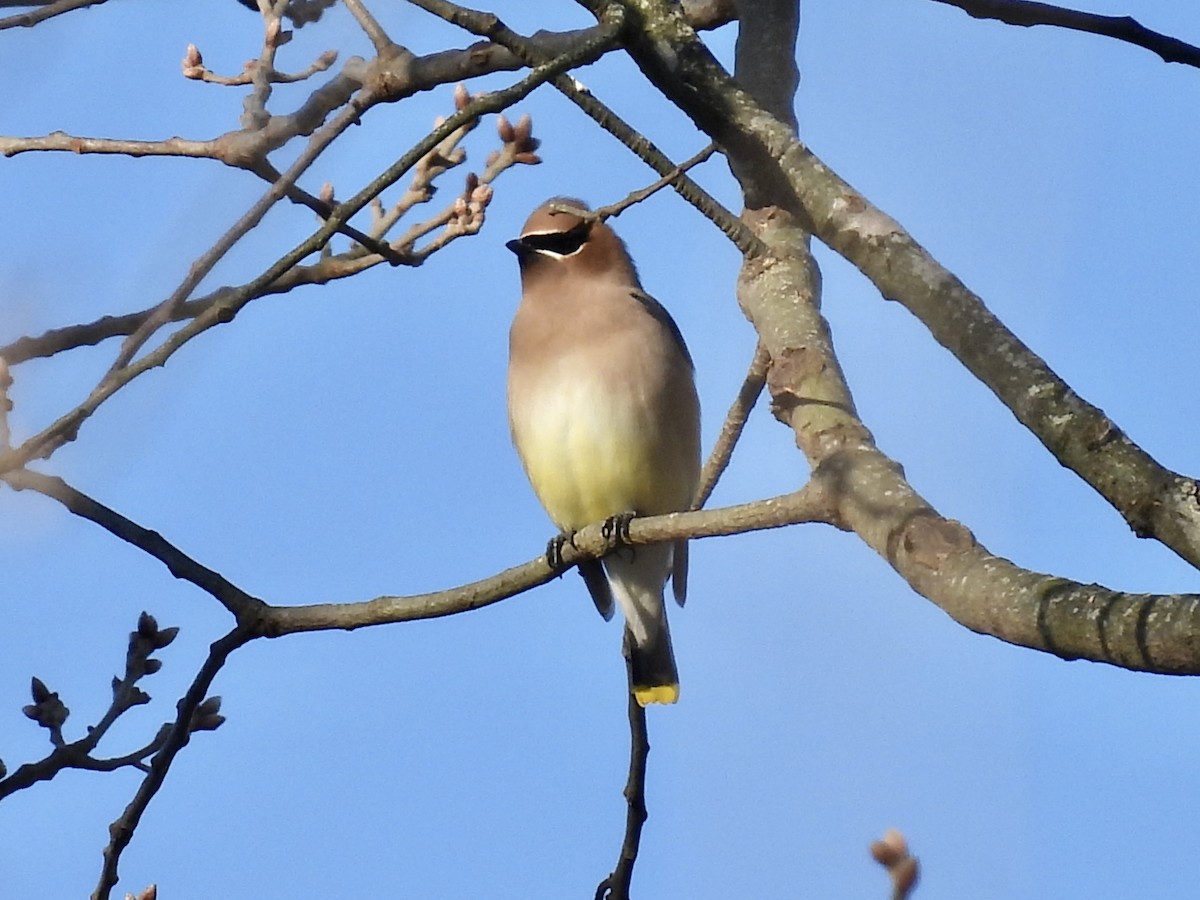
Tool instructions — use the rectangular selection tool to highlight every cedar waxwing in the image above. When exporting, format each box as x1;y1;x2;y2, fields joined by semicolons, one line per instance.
506;198;701;705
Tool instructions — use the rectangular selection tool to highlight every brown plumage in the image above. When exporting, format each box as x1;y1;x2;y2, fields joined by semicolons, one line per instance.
506;198;701;705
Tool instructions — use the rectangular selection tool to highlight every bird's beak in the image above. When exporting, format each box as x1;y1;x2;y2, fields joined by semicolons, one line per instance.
506;238;528;257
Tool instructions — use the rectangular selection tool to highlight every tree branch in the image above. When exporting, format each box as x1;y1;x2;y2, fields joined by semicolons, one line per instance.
695;342;769;509
105;65;372;374
2;470;264;622
0;613;202;801
0;116;532;367
928;0;1200;68
0;0;105;30
0;356;11;451
0;129;405;264
737;198;1200;675
92;628;245;900
257;487;837;636
582;0;1200;571
406;0;762;255
0;29;616;476
575;0;1200;672
594;633;650;900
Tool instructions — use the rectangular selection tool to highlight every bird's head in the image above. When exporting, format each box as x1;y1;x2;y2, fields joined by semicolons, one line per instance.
507;198;640;286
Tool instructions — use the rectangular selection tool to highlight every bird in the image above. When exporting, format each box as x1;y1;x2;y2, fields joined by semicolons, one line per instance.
505;198;701;706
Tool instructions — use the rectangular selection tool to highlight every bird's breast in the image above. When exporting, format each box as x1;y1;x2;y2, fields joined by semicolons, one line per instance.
508;349;695;532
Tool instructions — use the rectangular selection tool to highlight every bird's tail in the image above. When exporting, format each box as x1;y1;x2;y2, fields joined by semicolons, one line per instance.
603;543;679;705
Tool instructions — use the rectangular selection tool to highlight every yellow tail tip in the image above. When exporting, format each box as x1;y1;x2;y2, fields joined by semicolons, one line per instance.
633;684;680;706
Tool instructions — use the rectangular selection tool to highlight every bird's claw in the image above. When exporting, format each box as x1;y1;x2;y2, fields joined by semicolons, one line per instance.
601;511;635;546
546;531;577;570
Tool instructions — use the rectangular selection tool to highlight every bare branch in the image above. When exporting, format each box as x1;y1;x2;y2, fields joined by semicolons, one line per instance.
929;0;1200;68
695;342;770;509
732;0;798;129
590;143;717;221
406;0;761;255
0;159;508;367
0;0;106;30
0;613;199;801
0;35;603;475
245;158;407;263
0;132;403;263
182;42;338;86
0;133;216;159
738;204;1200;675
258;487;836;636
343;0;395;55
594;634;650;900
0;97;536;371
93;628;247;900
244;3;296;125
79;28;370;373
189;459;1200;673
3;470;264;621
589;0;1200;570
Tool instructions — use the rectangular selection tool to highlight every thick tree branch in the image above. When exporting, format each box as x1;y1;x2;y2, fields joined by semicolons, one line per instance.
929;0;1200;69
732;0;798;129
574;0;1200;670
580;0;1200;571
739;200;1200;674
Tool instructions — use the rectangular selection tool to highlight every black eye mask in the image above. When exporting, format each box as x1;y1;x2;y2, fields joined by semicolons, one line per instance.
521;220;591;256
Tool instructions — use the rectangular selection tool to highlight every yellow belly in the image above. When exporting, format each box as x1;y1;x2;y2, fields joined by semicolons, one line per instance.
512;373;690;531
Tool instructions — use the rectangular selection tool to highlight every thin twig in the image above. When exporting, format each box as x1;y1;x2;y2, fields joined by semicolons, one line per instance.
0;13;623;477
3;470;264;622
106;85;367;374
0;160;504;366
558;82;761;252
594;631;650;900
92;627;247;900
591;143;717;220
242;0;292;127
246;159;407;263
695;342;769;508
0;613;186;799
343;0;395;54
405;0;763;256
929;0;1200;68
183;44;339;86
0;132;402;263
0;0;105;29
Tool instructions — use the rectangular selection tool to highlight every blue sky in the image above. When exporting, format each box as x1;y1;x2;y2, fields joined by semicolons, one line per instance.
3;1;1199;897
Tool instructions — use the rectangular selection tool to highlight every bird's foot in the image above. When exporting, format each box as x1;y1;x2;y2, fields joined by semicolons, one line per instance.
601;511;636;547
545;531;577;571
